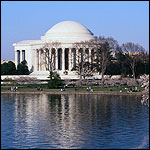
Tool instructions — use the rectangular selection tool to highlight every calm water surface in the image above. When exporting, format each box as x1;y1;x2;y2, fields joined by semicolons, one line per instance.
1;94;149;149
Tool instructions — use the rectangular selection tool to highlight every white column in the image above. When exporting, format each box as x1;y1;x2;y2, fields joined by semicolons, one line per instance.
76;48;79;66
20;50;23;63
36;50;38;71
71;49;74;68
44;49;48;71
49;49;51;71
51;49;55;71
23;50;25;61
39;50;41;71
71;49;74;69
15;50;18;67
73;49;76;68
62;48;65;72
22;50;24;61
69;48;72;71
18;50;21;64
34;50;38;72
55;49;58;70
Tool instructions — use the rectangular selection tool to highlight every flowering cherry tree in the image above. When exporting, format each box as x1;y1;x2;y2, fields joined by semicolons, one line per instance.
139;74;149;107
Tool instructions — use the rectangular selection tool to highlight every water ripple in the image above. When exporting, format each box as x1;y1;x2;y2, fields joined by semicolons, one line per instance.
1;94;149;149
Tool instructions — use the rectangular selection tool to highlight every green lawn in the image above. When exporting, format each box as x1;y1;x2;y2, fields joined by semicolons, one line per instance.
1;85;144;92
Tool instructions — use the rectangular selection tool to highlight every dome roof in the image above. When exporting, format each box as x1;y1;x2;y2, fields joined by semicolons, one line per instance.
41;21;95;43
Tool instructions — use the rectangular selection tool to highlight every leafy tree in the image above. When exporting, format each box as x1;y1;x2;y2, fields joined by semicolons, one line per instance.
105;62;121;75
116;52;131;76
135;59;145;77
48;71;63;89
17;60;29;75
140;53;149;75
1;61;17;75
1;63;8;75
8;61;17;75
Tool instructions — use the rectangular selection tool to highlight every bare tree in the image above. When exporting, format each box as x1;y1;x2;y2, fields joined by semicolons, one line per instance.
121;42;145;82
38;41;61;73
99;36;118;49
94;41;111;87
73;38;113;86
72;40;97;83
99;36;120;59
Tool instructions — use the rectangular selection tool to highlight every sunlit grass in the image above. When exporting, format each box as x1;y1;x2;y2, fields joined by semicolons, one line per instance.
1;85;144;92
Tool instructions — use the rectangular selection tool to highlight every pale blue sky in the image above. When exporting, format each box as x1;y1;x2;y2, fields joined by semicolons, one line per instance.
1;1;149;60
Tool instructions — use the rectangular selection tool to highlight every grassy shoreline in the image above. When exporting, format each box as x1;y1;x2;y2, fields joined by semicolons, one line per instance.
1;85;144;95
1;90;143;95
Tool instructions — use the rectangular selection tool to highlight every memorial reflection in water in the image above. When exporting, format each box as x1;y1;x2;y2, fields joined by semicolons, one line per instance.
1;94;149;149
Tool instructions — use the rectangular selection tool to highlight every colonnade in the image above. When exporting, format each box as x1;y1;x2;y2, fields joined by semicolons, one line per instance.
15;50;25;65
34;48;94;73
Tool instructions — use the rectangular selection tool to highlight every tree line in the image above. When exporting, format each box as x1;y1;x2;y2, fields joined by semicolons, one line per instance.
1;60;29;75
1;36;149;79
36;36;149;88
72;36;149;83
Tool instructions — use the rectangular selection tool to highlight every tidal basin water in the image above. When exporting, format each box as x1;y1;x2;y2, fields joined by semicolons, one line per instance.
1;93;149;149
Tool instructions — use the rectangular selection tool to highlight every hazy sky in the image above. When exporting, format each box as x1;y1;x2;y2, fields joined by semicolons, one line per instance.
1;1;149;60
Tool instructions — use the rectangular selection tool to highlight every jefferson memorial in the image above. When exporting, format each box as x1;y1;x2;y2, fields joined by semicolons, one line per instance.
13;21;96;79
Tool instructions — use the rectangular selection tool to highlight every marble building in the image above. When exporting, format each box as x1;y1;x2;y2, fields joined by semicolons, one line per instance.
13;21;96;79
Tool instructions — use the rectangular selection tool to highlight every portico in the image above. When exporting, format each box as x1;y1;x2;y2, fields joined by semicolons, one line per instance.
32;47;92;71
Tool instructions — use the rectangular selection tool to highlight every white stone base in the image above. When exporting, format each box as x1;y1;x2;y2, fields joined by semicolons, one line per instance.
26;72;104;80
2;72;112;81
30;70;79;80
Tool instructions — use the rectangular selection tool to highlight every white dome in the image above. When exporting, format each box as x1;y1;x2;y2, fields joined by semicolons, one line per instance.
41;21;95;43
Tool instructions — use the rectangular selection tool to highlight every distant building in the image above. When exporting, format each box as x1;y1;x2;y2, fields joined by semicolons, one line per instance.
123;51;147;56
1;60;15;64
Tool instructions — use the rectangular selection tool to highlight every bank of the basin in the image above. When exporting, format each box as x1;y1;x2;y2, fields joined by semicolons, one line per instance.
1;90;143;95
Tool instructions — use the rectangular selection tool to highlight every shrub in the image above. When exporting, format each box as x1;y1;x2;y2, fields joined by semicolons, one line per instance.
48;71;63;89
17;60;29;75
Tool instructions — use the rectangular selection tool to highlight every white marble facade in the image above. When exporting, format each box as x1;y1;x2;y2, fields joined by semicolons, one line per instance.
13;21;95;79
